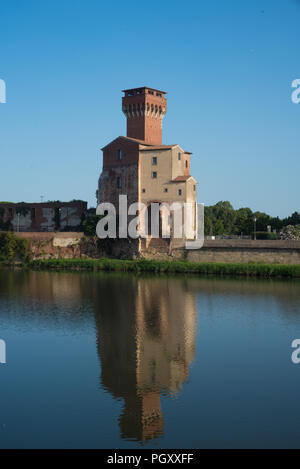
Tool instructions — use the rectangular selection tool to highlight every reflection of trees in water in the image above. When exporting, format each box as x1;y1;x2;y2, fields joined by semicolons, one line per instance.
185;277;300;320
93;276;197;442
0;269;95;332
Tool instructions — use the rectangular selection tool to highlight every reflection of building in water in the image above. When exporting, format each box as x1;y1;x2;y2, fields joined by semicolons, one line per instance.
94;277;197;442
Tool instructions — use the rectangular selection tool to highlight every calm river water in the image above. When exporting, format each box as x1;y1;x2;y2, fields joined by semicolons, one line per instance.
0;269;299;448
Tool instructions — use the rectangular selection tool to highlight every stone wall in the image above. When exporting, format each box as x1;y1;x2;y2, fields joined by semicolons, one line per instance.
142;240;300;264
13;233;300;264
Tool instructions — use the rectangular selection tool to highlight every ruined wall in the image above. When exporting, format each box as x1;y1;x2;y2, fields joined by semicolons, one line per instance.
14;232;140;260
0;201;87;232
16;232;84;259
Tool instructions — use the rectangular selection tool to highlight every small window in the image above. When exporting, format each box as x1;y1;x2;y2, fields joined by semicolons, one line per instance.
117;149;122;160
148;90;154;95
178;153;181;161
152;171;157;179
142;188;146;193
117;176;122;188
193;185;196;191
185;160;188;168
152;156;157;165
178;189;182;196
164;188;168;193
156;92;162;97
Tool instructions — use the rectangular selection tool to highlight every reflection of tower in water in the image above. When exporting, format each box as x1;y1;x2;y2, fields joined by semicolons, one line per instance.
94;277;197;442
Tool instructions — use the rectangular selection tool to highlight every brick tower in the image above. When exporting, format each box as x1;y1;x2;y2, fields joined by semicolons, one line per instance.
122;87;167;145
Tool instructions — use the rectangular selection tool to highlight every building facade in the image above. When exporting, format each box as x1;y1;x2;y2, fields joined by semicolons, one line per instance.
98;87;197;251
0;201;87;232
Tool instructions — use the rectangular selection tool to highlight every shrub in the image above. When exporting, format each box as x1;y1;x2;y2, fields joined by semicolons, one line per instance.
0;232;30;262
252;231;277;240
280;225;300;240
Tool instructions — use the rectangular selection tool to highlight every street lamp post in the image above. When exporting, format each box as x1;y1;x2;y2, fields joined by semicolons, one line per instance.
253;216;257;240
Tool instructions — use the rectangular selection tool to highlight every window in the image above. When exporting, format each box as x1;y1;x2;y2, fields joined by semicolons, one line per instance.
152;171;157;179
193;185;196;191
152;156;157;165
156;92;162;97
142;188;146;193
185;160;188;168
117;149;122;160
178;153;181;161
178;189;182;196
117;176;122;189
148;90;154;95
164;188;168;193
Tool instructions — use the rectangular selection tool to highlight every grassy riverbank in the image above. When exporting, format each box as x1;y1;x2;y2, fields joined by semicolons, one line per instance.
26;257;300;278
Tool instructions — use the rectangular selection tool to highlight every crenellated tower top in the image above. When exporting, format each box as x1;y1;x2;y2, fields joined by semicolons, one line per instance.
122;87;167;145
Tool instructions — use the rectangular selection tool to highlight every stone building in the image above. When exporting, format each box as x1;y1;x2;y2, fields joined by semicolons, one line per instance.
0;201;87;232
98;87;197;251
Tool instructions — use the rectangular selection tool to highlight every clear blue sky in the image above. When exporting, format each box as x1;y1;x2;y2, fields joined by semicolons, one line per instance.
0;0;299;217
